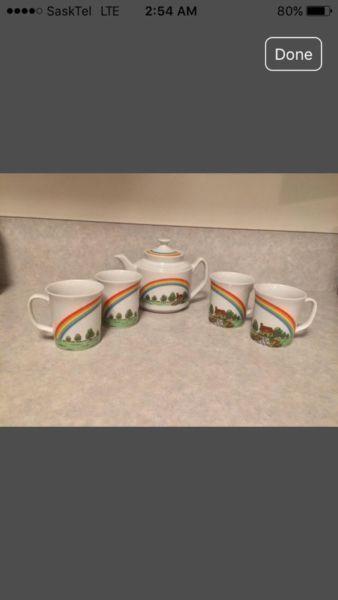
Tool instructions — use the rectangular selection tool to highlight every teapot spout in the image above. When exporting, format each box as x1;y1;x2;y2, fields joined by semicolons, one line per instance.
114;254;137;271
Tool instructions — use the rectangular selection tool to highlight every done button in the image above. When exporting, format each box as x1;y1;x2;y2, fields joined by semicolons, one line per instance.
265;37;322;71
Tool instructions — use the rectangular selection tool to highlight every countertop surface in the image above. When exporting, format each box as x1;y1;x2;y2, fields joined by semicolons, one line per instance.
2;286;338;426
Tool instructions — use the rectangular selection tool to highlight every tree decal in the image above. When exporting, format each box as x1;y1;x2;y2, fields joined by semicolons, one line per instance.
74;333;82;342
169;292;176;302
65;336;72;342
209;304;214;315
251;320;291;347
151;295;157;302
125;309;133;319
160;294;167;303
86;328;95;340
116;312;122;320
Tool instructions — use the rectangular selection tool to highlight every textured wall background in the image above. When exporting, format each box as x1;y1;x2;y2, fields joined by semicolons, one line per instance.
1;217;337;291
0;173;338;233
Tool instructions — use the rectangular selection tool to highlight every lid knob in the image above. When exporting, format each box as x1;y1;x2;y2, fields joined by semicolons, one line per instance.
144;239;183;261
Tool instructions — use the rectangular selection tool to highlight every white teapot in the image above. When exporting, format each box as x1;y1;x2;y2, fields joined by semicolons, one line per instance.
115;239;208;313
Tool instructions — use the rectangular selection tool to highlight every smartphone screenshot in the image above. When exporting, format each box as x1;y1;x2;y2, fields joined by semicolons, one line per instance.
0;2;337;596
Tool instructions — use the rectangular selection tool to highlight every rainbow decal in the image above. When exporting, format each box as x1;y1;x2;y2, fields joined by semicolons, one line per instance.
255;294;296;336
103;282;139;318
140;278;190;299
55;295;102;341
146;249;181;257
210;280;246;320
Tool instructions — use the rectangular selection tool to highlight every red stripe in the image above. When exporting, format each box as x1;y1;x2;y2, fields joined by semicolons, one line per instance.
140;278;188;296
256;294;296;329
211;281;246;315
103;282;139;309
55;294;102;337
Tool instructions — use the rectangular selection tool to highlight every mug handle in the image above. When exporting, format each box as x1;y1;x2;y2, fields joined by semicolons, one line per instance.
28;294;53;335
295;297;317;334
190;258;208;300
246;288;255;319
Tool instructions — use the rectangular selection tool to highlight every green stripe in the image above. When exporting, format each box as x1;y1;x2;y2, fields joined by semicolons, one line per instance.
212;286;244;320
255;298;294;336
141;282;189;299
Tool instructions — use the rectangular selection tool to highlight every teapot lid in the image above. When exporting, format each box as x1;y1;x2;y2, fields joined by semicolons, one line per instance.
144;238;183;262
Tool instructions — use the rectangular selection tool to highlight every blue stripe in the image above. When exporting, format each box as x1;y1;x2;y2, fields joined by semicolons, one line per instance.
141;282;189;299
255;299;294;336
104;287;138;317
60;301;101;339
212;287;244;320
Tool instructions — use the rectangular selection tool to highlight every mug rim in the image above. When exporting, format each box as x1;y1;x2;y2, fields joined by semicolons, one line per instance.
95;269;143;285
210;271;254;286
255;282;307;301
46;279;104;299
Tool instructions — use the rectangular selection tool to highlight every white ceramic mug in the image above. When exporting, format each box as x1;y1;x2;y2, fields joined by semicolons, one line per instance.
209;271;254;328
250;283;317;348
28;279;104;350
95;270;142;328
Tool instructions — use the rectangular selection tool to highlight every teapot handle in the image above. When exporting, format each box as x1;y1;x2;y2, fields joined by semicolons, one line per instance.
190;258;208;300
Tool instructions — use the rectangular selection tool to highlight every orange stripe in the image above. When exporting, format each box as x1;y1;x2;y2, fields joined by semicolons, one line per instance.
55;295;101;338
211;281;246;316
255;294;296;330
140;278;188;296
103;282;139;309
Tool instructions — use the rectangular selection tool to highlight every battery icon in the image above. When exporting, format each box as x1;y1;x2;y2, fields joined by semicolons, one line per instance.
306;5;332;15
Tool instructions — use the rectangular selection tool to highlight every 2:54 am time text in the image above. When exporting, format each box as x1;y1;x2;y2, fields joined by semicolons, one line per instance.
145;5;198;17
